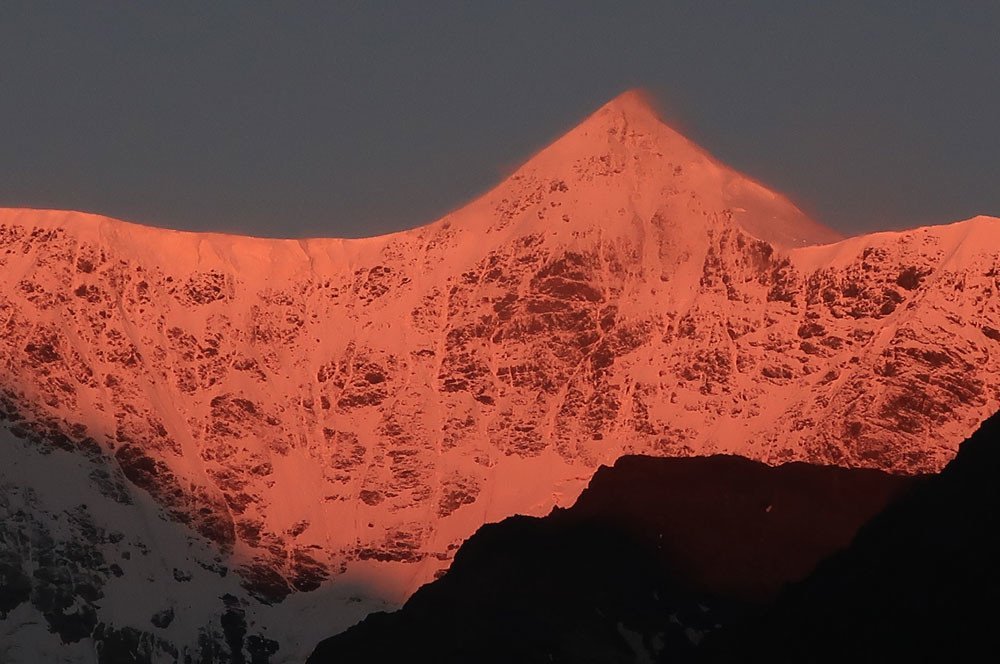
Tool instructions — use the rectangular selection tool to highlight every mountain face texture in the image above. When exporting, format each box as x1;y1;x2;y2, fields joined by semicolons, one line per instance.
307;454;915;664
1;90;999;660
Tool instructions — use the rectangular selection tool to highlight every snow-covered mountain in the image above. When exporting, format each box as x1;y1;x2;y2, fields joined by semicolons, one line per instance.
2;90;998;661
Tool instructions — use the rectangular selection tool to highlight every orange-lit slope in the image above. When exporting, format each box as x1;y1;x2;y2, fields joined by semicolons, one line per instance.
1;91;998;626
457;88;842;248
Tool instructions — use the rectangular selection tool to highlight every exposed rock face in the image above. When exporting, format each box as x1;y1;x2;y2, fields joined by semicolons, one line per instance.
306;454;915;663
1;91;998;658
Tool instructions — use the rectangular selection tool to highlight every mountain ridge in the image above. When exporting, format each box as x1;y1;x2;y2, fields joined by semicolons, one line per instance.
0;89;845;249
306;409;1000;663
2;206;994;264
306;451;918;663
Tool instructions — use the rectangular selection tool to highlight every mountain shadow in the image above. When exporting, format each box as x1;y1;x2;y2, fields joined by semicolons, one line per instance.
306;454;916;663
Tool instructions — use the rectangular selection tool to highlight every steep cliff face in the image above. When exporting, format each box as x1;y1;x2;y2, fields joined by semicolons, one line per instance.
1;91;998;659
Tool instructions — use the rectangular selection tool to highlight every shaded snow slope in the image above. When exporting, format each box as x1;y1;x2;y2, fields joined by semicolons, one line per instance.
0;426;387;663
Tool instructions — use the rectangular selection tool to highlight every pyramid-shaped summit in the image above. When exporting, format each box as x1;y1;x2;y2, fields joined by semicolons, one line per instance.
585;88;677;133
455;89;842;248
606;87;658;112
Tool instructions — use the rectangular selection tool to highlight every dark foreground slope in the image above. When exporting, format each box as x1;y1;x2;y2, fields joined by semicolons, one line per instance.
307;455;915;663
308;412;1000;663
703;410;1000;662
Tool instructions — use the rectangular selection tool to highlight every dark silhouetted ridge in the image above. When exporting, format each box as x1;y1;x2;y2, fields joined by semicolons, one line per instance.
702;409;1000;662
306;455;914;663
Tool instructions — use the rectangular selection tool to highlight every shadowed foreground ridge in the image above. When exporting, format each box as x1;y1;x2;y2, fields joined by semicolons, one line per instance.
703;409;1000;662
309;411;1000;662
307;455;916;663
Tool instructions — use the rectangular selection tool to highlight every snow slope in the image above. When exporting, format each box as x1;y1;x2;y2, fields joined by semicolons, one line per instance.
0;425;387;663
1;90;999;660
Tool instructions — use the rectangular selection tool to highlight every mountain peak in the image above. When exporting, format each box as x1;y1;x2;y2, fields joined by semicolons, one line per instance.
599;88;661;121
573;88;689;146
488;90;842;248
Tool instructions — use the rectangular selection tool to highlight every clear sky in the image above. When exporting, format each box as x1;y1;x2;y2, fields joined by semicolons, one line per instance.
1;2;997;238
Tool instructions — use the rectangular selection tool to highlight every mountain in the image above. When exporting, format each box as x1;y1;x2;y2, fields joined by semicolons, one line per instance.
306;454;915;663
1;89;998;660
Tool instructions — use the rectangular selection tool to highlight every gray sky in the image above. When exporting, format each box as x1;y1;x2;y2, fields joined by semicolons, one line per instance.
1;2;997;238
